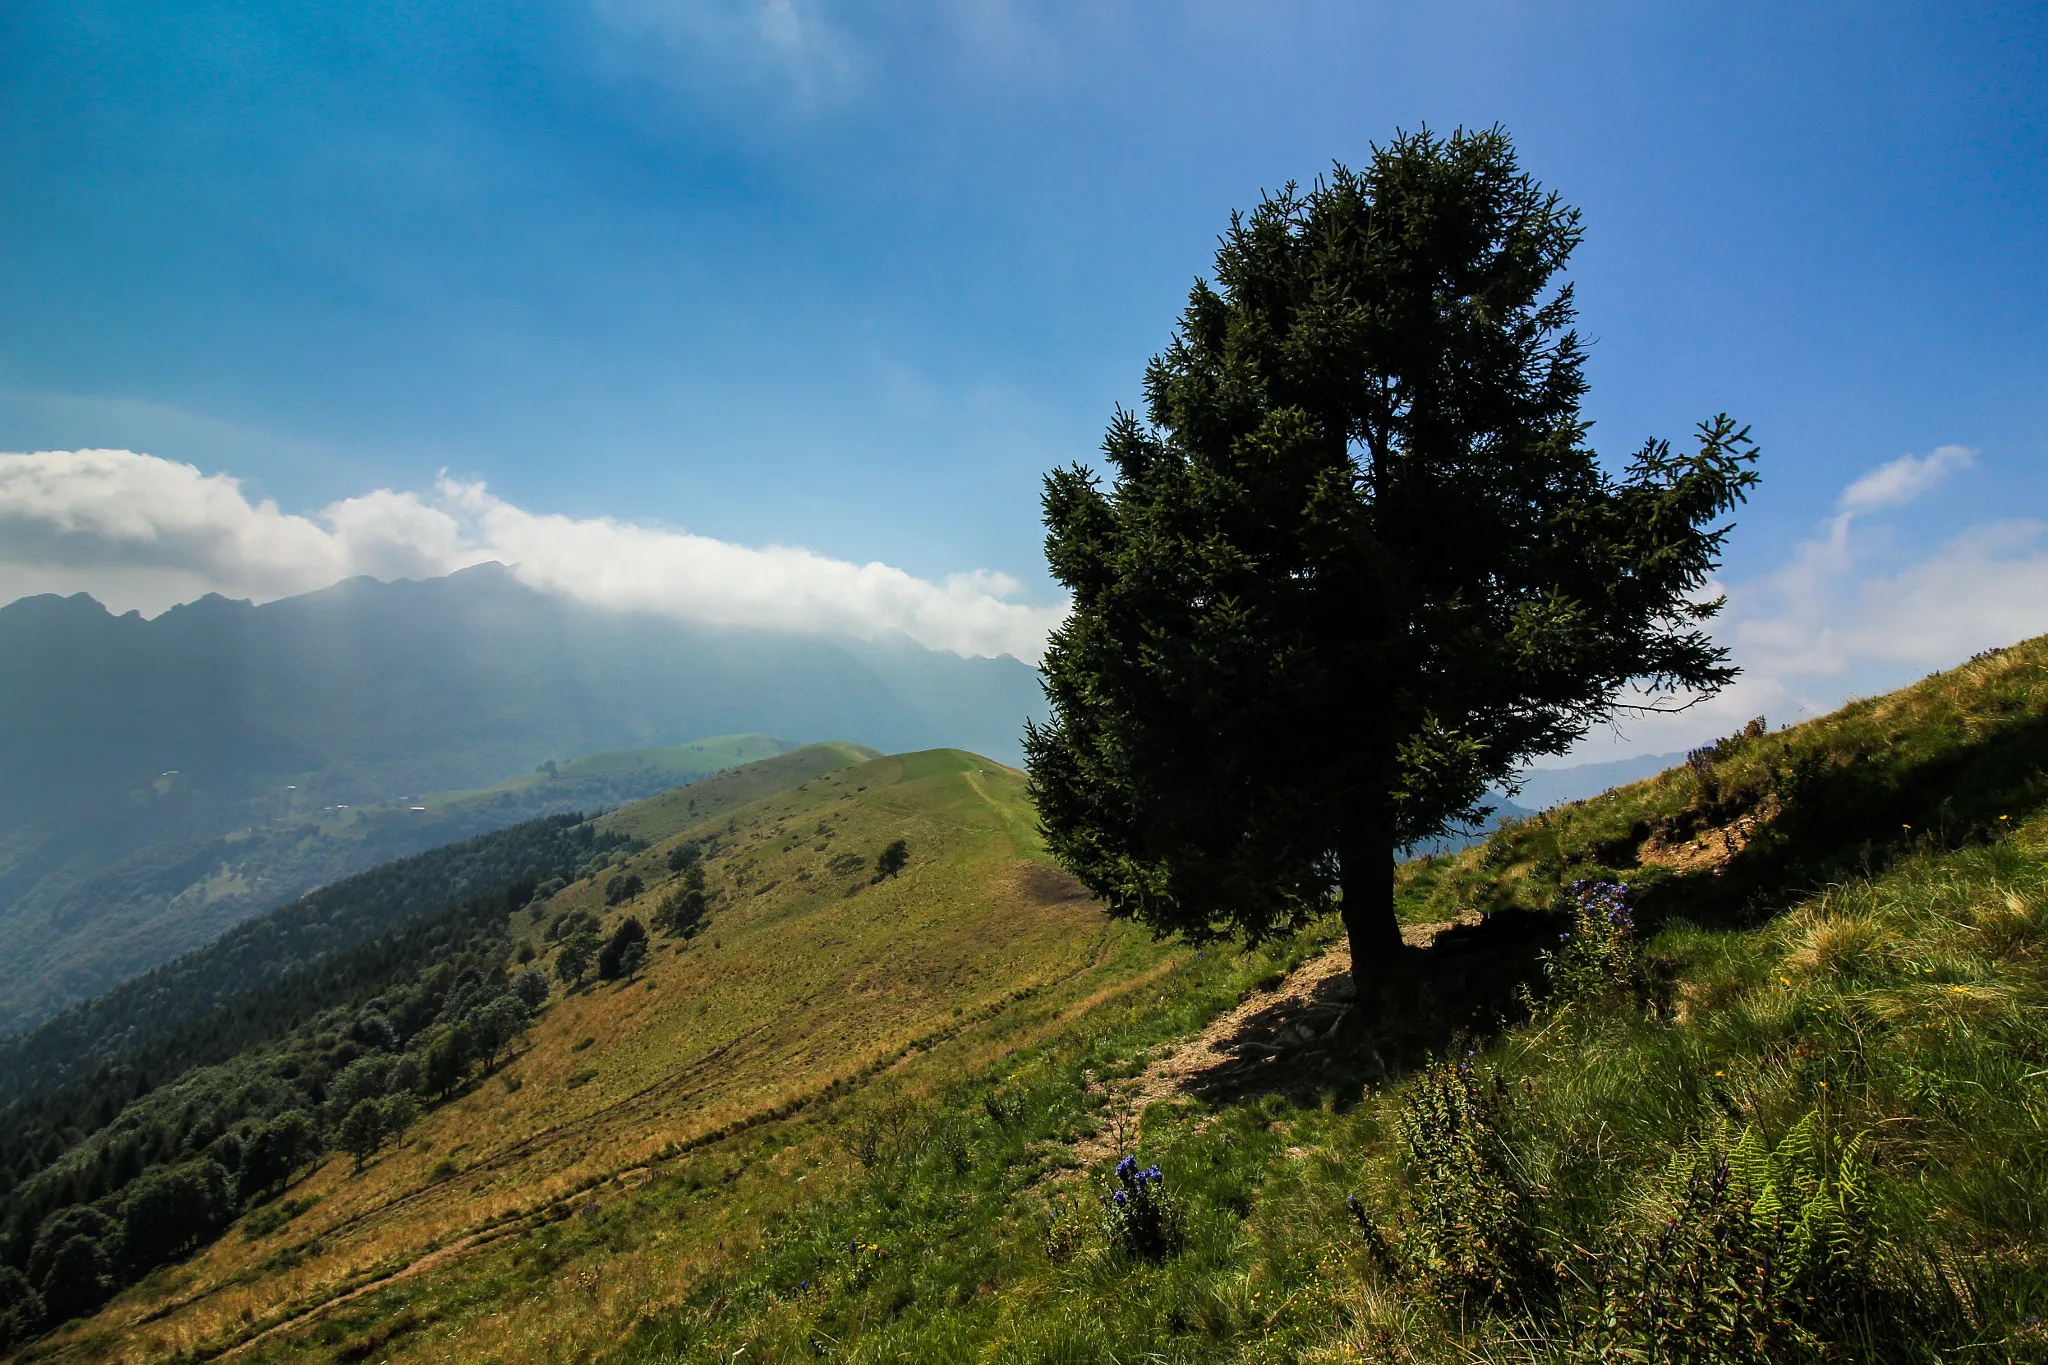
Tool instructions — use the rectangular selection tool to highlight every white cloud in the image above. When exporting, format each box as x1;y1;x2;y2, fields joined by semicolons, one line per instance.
1837;443;1976;514
1556;444;2048;764
0;449;1063;660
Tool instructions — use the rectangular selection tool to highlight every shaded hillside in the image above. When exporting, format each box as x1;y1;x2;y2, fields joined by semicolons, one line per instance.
0;736;798;1036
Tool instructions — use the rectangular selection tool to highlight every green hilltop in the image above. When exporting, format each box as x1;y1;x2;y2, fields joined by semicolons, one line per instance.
23;640;2048;1363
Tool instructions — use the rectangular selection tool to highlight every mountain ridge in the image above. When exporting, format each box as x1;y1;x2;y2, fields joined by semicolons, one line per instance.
0;566;1044;1029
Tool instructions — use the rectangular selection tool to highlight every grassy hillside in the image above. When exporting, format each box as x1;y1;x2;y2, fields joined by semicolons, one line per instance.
0;736;800;1037
593;741;880;843
36;642;2048;1364
35;749;1174;1362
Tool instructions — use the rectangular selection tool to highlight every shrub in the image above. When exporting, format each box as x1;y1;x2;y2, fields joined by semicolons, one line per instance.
1540;879;1658;1015
1100;1155;1182;1260
512;965;551;1009
873;840;910;882
604;873;645;907
1392;1057;1545;1308
555;930;597;987
1579;1111;1881;1363
654;866;708;938
339;1100;389;1172
597;917;648;980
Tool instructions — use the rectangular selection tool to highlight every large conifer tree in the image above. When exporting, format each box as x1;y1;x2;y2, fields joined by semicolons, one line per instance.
1026;128;1759;1011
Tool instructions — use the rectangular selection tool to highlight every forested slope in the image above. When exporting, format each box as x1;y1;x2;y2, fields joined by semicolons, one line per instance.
34;748;1166;1363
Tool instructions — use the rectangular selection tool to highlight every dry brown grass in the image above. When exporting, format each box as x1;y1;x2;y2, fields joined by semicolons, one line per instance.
39;749;1179;1364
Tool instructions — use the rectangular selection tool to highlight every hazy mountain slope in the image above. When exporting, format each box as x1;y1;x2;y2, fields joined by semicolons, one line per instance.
0;564;1044;837
45;749;1172;1362
0;815;596;1123
0;736;800;1036
0;743;865;1117
1502;748;1689;810
413;735;805;820
0;563;1044;1028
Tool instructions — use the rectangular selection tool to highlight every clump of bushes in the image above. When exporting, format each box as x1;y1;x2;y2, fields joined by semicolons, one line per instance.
1580;1114;1880;1363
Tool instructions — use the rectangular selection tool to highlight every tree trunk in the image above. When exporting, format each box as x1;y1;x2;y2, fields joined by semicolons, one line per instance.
1339;807;1405;1021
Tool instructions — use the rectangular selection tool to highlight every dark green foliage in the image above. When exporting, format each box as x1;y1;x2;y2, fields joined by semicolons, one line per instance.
598;918;649;981
237;1110;315;1198
655;866;709;938
667;841;703;874
119;1158;232;1271
34;1231;110;1324
1026;127;1758;995
471;995;531;1070
0;1264;42;1347
872;839;909;882
605;872;646;906
1392;1058;1545;1308
554;931;597;987
27;1204;113;1292
338;1100;388;1173
0;812;605;1116
511;966;551;1009
423;1023;474;1099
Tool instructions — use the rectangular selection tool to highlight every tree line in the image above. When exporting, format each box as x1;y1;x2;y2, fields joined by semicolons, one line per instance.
0;812;621;1115
0;814;639;1345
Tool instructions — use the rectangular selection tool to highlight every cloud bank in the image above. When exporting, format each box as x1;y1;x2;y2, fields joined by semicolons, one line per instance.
0;449;1064;660
8;443;2046;746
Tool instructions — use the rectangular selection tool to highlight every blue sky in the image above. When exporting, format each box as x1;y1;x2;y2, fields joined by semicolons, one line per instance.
1;1;2044;755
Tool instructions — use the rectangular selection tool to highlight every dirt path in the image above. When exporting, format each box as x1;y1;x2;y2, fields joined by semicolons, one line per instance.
1073;913;1478;1165
212;915;1491;1358
216;1221;531;1360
